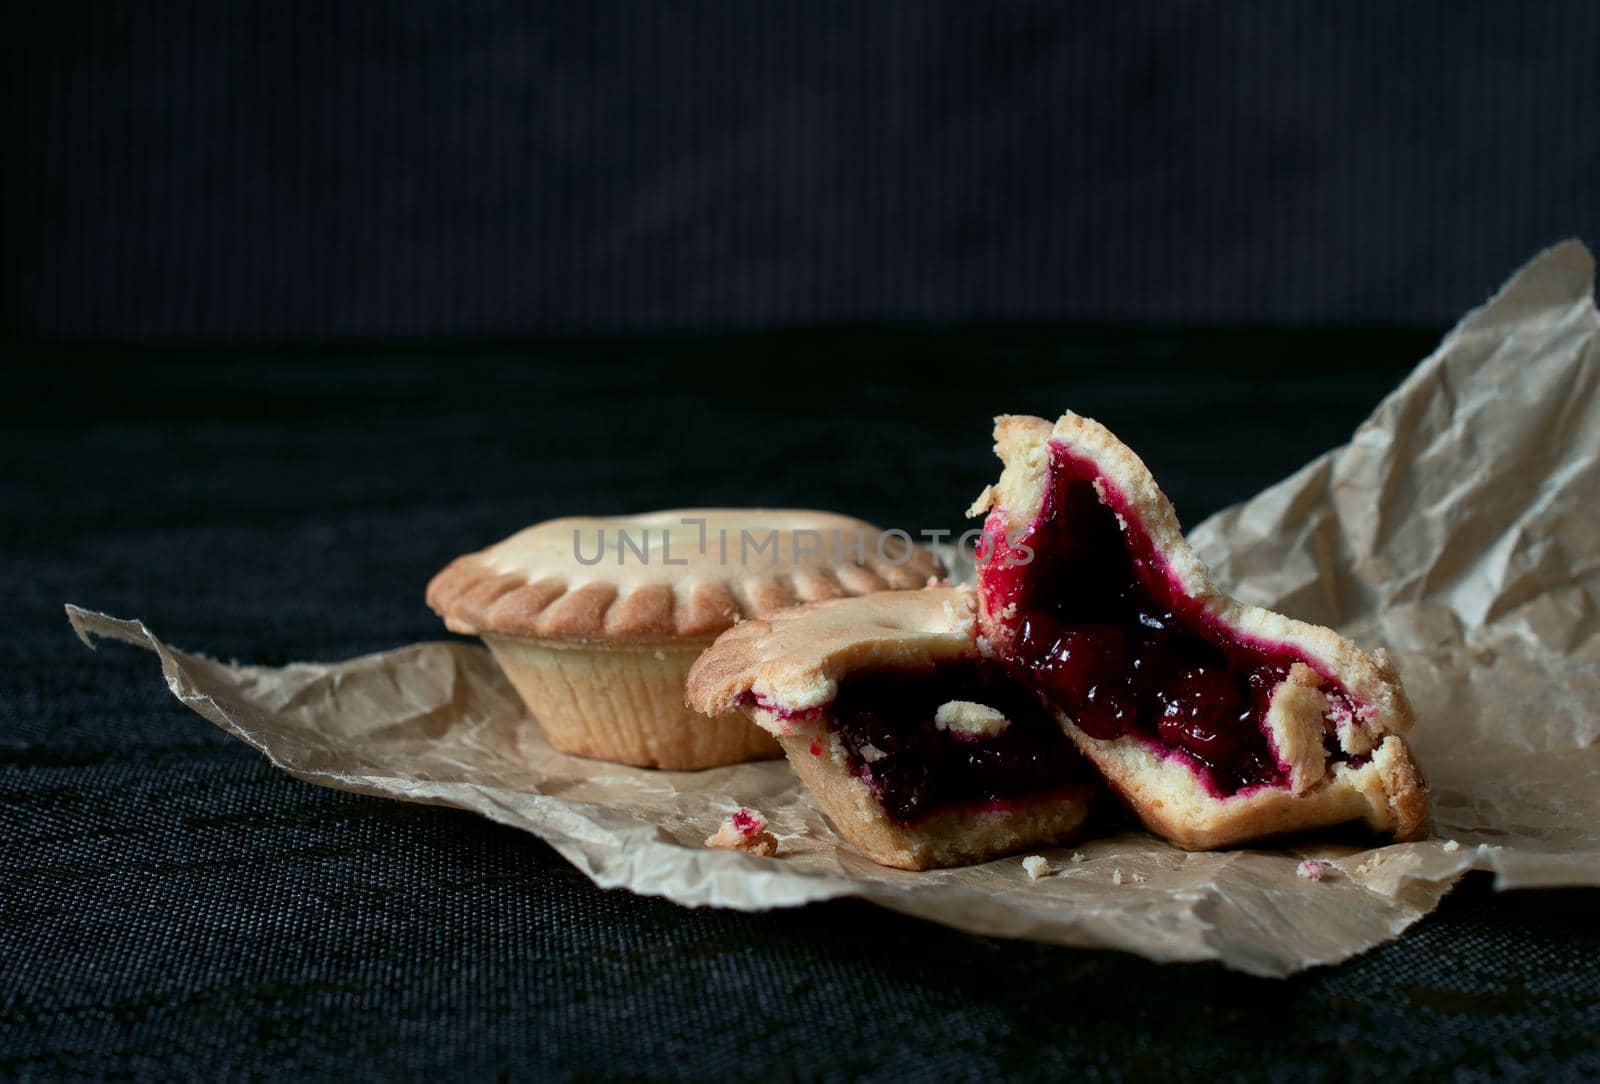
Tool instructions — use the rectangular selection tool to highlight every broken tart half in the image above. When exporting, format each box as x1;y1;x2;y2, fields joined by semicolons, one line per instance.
969;413;1429;850
686;588;1096;870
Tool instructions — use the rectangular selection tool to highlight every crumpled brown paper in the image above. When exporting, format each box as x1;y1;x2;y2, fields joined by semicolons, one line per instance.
68;241;1600;977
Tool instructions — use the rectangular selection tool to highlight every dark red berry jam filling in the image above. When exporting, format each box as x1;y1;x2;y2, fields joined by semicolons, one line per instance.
828;660;1090;827
979;442;1361;797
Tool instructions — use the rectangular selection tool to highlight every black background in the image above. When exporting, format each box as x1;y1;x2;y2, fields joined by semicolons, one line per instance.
8;2;1600;340
7;3;1600;1080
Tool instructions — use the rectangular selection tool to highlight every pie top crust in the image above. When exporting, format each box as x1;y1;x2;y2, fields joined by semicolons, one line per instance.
684;587;980;727
428;508;941;645
968;413;1415;740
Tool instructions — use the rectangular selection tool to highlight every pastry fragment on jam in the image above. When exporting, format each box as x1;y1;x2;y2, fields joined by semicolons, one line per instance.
827;659;1089;826
979;442;1366;798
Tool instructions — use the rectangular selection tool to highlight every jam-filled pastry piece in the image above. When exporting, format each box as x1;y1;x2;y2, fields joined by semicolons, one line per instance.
705;807;780;856
969;413;1429;850
429;509;940;770
686;588;1096;870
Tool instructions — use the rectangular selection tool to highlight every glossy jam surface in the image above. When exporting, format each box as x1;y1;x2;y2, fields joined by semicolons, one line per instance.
830;660;1088;826
980;443;1356;796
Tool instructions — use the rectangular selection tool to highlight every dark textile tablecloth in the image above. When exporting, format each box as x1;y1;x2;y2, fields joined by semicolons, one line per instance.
5;338;1598;1081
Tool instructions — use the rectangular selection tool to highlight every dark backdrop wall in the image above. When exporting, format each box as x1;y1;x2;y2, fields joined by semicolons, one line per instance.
8;1;1599;342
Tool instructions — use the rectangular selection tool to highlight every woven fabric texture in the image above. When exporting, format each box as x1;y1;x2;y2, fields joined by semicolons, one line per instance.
8;3;1600;339
5;344;1599;1080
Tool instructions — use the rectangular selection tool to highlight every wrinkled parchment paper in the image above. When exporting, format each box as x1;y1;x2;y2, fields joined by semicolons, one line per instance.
68;242;1600;976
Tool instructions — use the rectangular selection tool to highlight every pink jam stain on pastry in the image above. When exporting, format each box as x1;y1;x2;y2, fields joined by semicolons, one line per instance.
686;588;1097;870
968;413;1429;851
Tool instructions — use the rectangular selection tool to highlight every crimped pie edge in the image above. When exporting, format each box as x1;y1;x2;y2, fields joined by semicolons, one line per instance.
428;508;943;645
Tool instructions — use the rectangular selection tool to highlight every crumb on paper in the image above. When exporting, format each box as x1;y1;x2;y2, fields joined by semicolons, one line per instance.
1297;859;1330;881
933;700;1010;739
1442;839;1461;852
1111;868;1124;885
1070;851;1086;864
1354;861;1371;876
1130;872;1146;883
1022;855;1051;880
705;807;778;857
653;649;667;662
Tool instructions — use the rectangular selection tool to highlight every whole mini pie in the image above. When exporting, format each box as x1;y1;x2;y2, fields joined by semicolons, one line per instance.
686;588;1097;869
969;413;1429;850
427;509;940;770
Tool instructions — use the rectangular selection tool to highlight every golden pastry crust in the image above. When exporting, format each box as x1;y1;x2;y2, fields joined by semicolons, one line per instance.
429;508;941;645
970;412;1430;848
685;587;981;728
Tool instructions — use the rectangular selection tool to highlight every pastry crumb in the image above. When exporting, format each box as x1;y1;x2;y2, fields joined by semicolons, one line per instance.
933;700;1010;739
1111;868;1124;885
1022;855;1051;880
1442;839;1460;852
705;807;778;857
1070;851;1086;864
1296;859;1330;881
